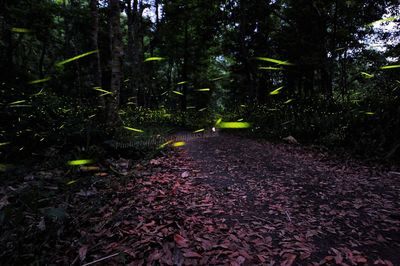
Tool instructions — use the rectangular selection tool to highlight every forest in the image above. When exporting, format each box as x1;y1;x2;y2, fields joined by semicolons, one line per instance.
1;0;400;265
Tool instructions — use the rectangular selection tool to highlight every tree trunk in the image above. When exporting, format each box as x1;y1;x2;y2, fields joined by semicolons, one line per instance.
126;0;134;95
181;22;189;111
149;0;160;55
238;0;255;104
126;0;145;106
89;0;104;107
106;0;123;128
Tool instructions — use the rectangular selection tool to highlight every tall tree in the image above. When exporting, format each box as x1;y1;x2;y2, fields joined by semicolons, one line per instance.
125;0;146;106
106;0;123;128
160;0;223;111
89;0;104;107
277;0;397;103
221;0;275;105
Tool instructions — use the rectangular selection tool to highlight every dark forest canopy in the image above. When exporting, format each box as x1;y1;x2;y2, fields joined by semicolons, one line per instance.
0;0;399;162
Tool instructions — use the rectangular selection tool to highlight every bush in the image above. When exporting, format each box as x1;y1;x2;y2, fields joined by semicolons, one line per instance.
222;98;400;160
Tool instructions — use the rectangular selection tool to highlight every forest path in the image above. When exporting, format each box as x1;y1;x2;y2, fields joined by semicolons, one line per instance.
60;134;400;265
178;134;400;265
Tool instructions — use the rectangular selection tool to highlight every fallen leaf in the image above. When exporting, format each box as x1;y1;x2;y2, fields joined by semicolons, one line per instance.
150;159;161;165
257;254;266;263
281;253;296;266
334;253;343;264
182;250;202;258
181;171;190;178
148;249;162;263
79;245;88;261
80;166;100;172
37;217;46;231
0;196;10;209
236;255;245;264
384;260;394;266
174;234;189;248
355;255;367;263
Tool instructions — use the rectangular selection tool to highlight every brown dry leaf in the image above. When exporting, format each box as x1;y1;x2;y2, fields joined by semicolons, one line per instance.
135;163;145;170
183;250;202;258
174;234;189;248
300;251;311;260
335;253;343;264
281;253;297;266
377;234;386;242
181;171;190;178
150;159;161;165
199;238;213;250
79;245;88;262
95;172;108;177
384;260;394;266
318;255;334;265
0;196;10;209
161;242;174;265
148;249;162;263
79;166;100;172
355;255;368;264
229;233;240;242
238;250;252;260
236;255;246;264
257;254;266;263
374;259;386;265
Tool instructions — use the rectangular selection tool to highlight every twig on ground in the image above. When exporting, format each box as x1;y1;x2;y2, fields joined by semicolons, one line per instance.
285;210;292;223
82;253;120;266
189;203;213;208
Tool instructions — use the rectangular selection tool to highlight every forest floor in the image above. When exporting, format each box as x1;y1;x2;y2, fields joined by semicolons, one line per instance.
2;134;400;265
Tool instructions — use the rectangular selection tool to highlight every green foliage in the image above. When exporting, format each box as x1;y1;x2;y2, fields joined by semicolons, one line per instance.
1;0;399;163
228;95;400;158
119;104;216;129
0;85;102;161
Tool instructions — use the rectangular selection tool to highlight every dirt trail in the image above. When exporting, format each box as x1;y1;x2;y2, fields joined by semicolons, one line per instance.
182;134;400;265
8;134;399;265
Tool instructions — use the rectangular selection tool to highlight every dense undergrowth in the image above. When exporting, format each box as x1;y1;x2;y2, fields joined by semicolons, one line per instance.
223;98;400;162
0;86;215;169
2;86;400;168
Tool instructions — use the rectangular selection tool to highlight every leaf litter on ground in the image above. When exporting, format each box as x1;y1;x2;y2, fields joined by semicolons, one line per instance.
1;134;400;265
